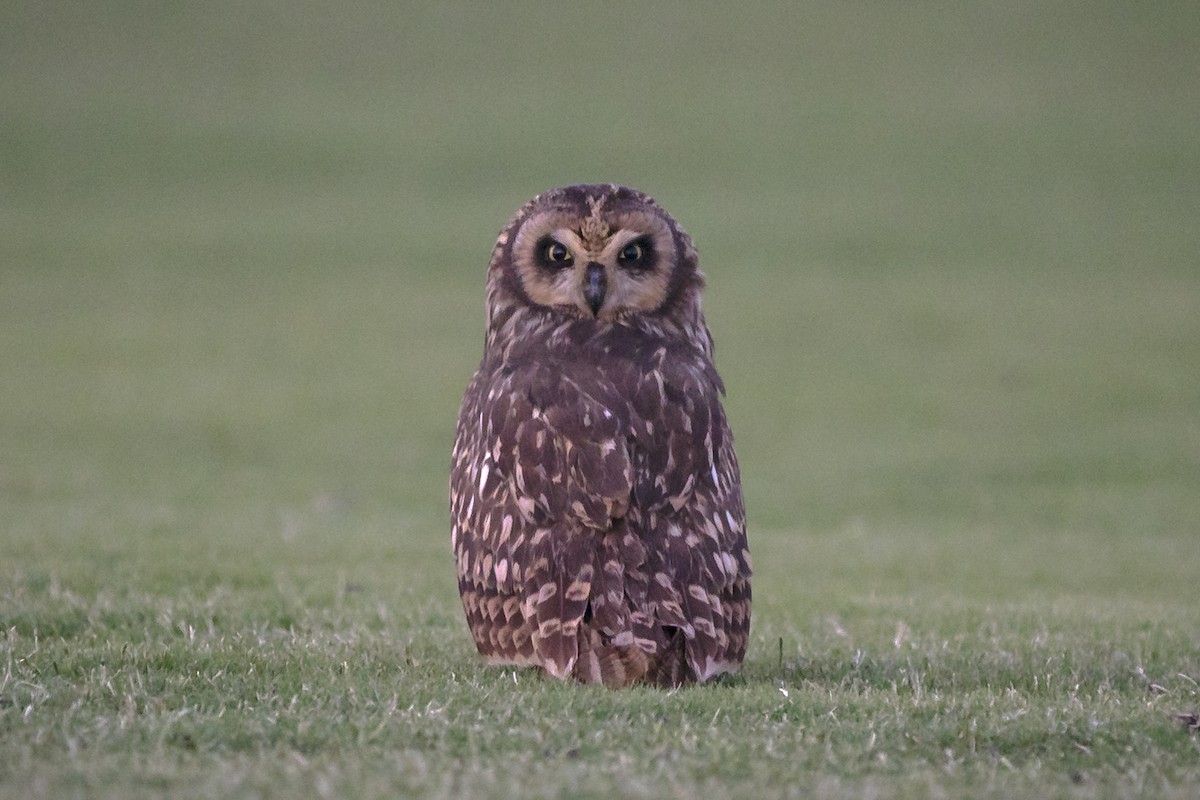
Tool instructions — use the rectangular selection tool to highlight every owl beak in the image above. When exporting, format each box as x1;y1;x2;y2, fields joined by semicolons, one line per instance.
584;262;606;316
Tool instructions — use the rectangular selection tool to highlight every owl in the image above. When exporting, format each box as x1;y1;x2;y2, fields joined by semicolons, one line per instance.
450;184;750;688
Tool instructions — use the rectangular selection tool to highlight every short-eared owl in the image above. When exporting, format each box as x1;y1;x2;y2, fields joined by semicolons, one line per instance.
451;184;750;687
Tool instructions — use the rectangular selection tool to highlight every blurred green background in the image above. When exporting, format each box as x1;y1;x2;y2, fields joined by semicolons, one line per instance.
3;1;1199;615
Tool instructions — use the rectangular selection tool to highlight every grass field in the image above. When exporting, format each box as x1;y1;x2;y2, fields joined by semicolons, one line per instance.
3;2;1199;797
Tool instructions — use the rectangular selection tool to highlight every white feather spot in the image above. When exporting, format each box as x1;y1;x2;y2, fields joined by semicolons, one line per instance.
479;463;491;494
516;496;536;520
634;636;659;652
725;510;738;532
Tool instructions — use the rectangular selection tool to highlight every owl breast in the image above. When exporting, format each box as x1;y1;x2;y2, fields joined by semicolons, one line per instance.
451;315;750;687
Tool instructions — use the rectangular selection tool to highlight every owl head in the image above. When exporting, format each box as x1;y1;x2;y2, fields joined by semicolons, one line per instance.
485;185;704;330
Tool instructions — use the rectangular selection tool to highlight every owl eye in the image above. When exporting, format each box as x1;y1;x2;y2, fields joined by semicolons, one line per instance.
541;239;573;265
617;237;654;268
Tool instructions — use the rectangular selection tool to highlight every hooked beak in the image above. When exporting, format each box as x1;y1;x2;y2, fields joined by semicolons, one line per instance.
584;262;606;316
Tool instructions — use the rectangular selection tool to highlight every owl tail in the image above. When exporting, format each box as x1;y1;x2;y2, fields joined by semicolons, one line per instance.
566;527;658;688
646;627;690;687
571;624;690;688
530;526;697;688
572;625;650;687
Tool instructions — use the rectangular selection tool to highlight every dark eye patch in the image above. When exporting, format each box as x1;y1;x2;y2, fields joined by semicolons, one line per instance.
617;235;656;271
535;236;573;270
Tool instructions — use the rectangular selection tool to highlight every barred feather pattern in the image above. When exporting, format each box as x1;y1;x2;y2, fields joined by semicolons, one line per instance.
450;184;750;688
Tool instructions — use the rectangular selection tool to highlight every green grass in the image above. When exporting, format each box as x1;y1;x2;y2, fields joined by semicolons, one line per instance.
3;1;1199;797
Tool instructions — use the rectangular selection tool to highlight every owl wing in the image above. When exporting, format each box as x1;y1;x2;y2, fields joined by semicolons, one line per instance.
451;357;635;679
623;352;751;682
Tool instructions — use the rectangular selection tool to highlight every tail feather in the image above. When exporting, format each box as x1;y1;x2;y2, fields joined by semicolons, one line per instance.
589;527;647;636
646;627;689;688
572;625;651;687
571;623;691;688
527;526;593;679
678;558;722;680
525;521;744;688
589;546;626;636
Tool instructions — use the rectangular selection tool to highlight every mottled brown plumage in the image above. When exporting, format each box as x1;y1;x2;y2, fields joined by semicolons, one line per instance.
451;184;750;687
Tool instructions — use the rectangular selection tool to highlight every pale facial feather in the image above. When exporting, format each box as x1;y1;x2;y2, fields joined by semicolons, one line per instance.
512;209;676;322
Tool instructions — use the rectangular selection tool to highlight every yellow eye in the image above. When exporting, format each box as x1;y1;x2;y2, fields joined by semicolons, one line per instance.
544;241;572;263
618;242;644;263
